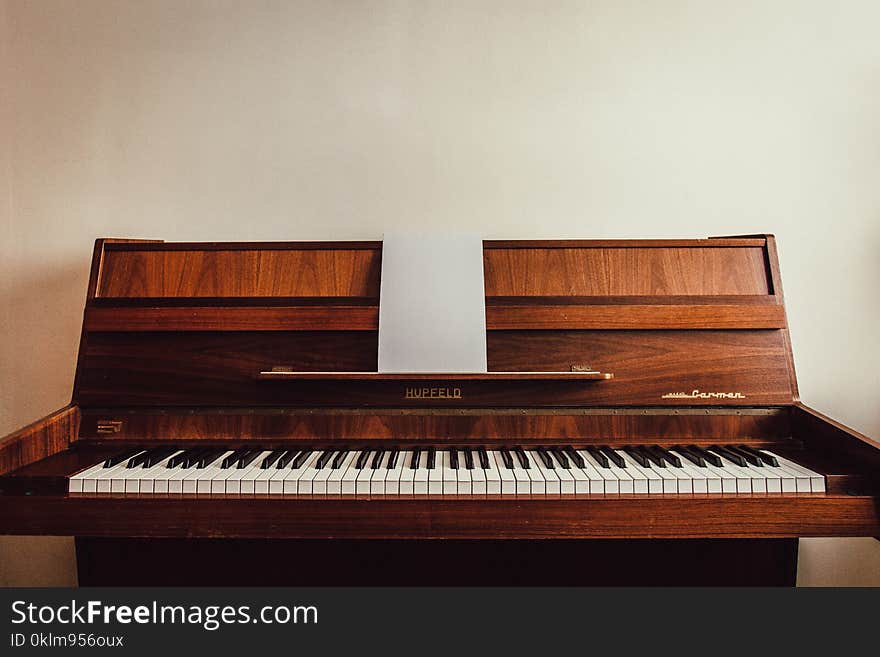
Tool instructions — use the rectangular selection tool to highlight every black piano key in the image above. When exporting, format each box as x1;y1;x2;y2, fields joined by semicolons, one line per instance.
564;447;585;468
738;445;779;467
197;448;226;469
500;448;514;469
182;448;211;468
261;449;286;469
104;449;144;468
166;450;189;468
551;449;570;469
143;447;177;468
315;450;335;470
711;445;747;467
674;445;705;467
222;448;250;469
600;447;626;468
586;447;609;468
633;445;666;468
332;450;349;469
536;448;554;469
427;447;436;470
387;449;399;469
126;449;153;468
688;445;723;467
623;447;653;468
650;445;681;468
727;445;763;467
290;450;311;469
355;450;371;470
276;450;298;469
513;447;531;469
230;447;263;470
639;445;666;468
371;450;385;469
463;449;474;470
450;449;459;470
477;447;489;469
410;448;421;470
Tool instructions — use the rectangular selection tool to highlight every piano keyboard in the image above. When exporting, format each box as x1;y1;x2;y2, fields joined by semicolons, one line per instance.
68;445;826;495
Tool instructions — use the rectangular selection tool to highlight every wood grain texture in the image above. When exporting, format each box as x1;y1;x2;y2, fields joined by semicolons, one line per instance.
486;300;785;329
84;305;379;331
74;408;790;442
0;406;78;476
98;248;381;297
484;246;771;296
73;329;792;407
0;495;876;539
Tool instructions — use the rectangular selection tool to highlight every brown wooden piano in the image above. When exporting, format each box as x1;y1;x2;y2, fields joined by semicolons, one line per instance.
1;236;877;585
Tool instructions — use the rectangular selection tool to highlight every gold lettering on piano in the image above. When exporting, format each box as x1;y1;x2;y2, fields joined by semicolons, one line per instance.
662;390;746;400
404;387;463;400
96;419;123;434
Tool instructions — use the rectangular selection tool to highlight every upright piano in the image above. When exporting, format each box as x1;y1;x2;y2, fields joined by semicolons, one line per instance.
1;236;878;585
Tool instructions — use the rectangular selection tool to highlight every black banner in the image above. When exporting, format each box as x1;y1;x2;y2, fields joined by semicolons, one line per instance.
1;588;875;655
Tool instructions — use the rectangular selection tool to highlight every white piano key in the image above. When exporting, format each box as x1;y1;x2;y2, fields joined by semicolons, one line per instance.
492;451;516;495
341;451;363;494
699;459;737;493
668;450;710;494
69;461;111;493
413;451;430;494
483;451;502;495
605;454;635;494
507;452;532;495
708;452;755;494
580;450;619;494
279;452;319;495
383;451;406;495
662;458;694;494
133;451;184;494
327;452;358;495
193;451;237;494
369;452;390;495
529;451;560;494
397;452;416;495
456;452;473;495
427;452;444;494
566;456;593;494
520;452;546;495
762;451;826;493
466;453;485;494
441;450;458;494
618;452;661;494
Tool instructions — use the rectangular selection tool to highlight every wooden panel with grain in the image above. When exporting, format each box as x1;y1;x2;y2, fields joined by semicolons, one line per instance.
98;247;381;298
0;406;78;476
483;246;771;296
0;495;876;539
75;408;790;442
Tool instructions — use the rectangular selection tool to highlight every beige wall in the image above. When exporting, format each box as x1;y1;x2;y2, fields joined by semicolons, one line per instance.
2;0;879;586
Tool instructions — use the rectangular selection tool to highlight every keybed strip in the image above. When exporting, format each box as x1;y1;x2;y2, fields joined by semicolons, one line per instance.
69;445;827;496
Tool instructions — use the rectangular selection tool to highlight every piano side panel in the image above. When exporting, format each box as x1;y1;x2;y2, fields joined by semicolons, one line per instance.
0;406;78;477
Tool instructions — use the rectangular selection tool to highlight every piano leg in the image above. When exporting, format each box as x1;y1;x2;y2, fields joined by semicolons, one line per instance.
75;537;798;586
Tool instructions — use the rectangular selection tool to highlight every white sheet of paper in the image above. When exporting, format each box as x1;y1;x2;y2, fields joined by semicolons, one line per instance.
378;232;487;373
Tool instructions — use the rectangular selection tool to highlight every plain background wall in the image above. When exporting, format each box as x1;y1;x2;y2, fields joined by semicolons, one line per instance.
1;0;879;586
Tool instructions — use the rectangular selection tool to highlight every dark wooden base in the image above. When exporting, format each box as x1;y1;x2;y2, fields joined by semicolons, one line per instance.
75;537;798;586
